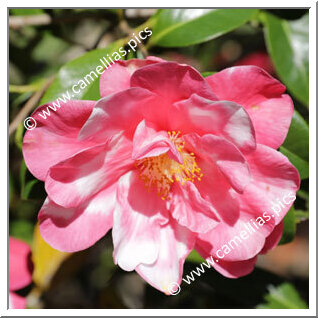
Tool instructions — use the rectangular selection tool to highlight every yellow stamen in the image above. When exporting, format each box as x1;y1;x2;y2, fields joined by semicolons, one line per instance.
135;131;203;199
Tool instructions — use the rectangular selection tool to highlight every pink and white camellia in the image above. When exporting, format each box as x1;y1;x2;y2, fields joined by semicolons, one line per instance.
23;57;300;294
9;237;32;309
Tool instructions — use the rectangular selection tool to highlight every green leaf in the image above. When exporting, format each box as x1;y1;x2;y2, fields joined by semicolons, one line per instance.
279;146;309;180
294;209;309;223
40;41;125;104
279;110;309;180
186;249;205;263
10;9;44;16
263;12;309;106
279;206;296;245
9;220;34;245
201;71;216;78
257;283;308;309
149;9;259;47
22;179;39;200
282;110;309;161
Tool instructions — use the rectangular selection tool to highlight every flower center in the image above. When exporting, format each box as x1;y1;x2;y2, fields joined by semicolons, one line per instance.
135;131;203;200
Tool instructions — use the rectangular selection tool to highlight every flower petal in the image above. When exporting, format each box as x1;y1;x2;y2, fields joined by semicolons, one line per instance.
238;144;300;226
9;237;32;291
260;221;284;254
112;171;169;271
170;182;220;233
196;211;275;262
132;120;182;163
9;292;26;309
136;220;195;294
131;62;217;103
23;100;96;181
173;94;256;153
45;134;133;208
99;57;163;97
78;87;160;143
206;66;292;148
39;184;116;252
184;133;251;193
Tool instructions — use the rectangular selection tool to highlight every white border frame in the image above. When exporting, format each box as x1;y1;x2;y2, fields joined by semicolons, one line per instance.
3;1;316;316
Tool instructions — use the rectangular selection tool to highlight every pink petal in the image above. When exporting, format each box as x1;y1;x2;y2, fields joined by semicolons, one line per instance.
195;159;240;226
260;221;284;254
136;220;195;294
78;87;160;143
238;144;300;226
112;171;169;271
184;133;251;193
9;237;32;291
212;257;258;278
131;62;217;103
246;95;294;149
99;57;163;97
132;120;182;163
170;182;220;233
45;134;133;208
9;292;26;309
196;211;276;262
173;94;256;153
39;184;116;252
23;100;96;181
206;66;293;149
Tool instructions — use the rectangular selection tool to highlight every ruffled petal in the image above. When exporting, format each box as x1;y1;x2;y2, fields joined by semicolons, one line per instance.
206;66;293;148
23;100;96;181
99;56;163;97
184;133;251;193
112;171;169;271
196;211;276;262
9;237;32;291
238;144;300;226
78;87;160;143
136;220;195;294
170;182;220;233
173;94;256;153
39;184;116;252
132;120;182;163
131;62;217;103
45;134;133;208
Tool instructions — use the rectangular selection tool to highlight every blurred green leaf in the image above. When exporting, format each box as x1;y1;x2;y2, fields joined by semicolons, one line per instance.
150;9;259;47
201;71;216;78
257;283;308;309
22;179;39;200
263;12;309;106
14;123;24;151
186;249;205;263
9;220;34;245
294;209;309;223
282;110;309;161
19;160;27;197
40;40;125;104
279;206;296;245
10;9;45;16
279;110;309;180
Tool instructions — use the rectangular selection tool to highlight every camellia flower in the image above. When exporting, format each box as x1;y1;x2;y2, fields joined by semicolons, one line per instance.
23;57;299;294
9;237;33;309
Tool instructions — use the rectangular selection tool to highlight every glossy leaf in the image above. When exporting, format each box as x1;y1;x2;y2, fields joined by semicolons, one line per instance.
263;12;309;106
150;9;259;47
279;206;296;245
257;283;308;309
40;41;125;104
